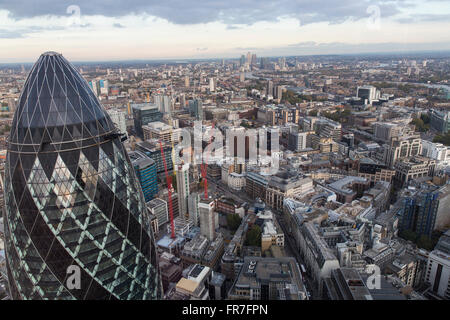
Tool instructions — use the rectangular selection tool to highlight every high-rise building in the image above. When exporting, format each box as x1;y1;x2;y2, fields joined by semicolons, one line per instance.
135;140;173;173
132;103;162;138
357;85;379;104
288;131;308;152
189;99;203;120
184;75;190;88
142;121;181;144
429;109;450;134
154;94;172;114
147;198;169;228
425;230;450;299
315;118;342;142
397;184;440;237
240;55;246;66
99;79;109;95
175;163;190;217
188;192;200;226
88;80;99;96
107;109;127;137
239;72;245;82
251;54;257;66
393;156;435;188
246;52;252;65
275;86;283;100
209;77;216;92
3;52;161;300
266;80;274;97
199;197;216;241
129;151;158;202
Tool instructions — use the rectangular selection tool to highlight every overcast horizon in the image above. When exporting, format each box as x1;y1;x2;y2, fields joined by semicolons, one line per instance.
0;0;449;63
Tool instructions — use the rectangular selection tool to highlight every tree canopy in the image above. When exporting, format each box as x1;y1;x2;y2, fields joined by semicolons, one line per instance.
245;225;262;247
226;214;242;232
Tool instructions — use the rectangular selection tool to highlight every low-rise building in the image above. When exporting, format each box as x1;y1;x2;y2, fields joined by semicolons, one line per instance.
228;257;307;300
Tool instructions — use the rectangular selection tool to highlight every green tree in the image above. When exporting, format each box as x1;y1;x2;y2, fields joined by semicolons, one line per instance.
245;225;262;247
433;133;450;146
421;113;430;124
399;229;417;242
410;118;429;132
226;214;242;231
308;110;318;116
417;235;434;251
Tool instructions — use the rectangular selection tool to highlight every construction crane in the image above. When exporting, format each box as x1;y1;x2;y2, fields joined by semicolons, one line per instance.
200;122;215;199
159;141;176;239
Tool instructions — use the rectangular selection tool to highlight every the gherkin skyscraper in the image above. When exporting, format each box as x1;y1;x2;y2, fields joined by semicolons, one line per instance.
3;52;161;300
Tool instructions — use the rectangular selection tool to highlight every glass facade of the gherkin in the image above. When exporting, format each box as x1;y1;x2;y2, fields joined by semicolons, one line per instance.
3;52;162;300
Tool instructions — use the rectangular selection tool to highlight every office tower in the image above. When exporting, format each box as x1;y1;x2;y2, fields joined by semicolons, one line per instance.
179;94;186;110
246;52;252;65
240;72;245;82
176;163;190;217
288;132;308;152
99;79;109;95
107;109;127;136
209;77;216;92
188;192;200;226
209;272;227;300
279;57;286;69
142;121;180;144
129;151;158;202
154;94;164;113
161;95;172;114
260;57;269;69
132;103;162;138
424;230;450;299
341;133;355;148
189;99;203;120
315;118;342;141
184;75;190;88
135;140;173;173
3;52;161;300
251;54;257;66
88;80;99;96
147;198;169;228
266;80;274;97
199;197;216;241
240;55;246;66
398;185;440;237
356;85;379;104
429;110;450;134
275;86;283;100
393;156;435;187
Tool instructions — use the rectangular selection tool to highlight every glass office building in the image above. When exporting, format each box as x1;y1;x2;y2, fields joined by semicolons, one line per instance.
129;151;158;202
3;52;161;300
131;103;162;139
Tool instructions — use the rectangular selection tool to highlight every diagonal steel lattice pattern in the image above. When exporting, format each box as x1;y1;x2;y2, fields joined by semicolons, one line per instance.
3;52;162;300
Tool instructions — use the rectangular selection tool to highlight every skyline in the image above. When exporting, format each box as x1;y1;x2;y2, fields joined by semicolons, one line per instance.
0;0;449;62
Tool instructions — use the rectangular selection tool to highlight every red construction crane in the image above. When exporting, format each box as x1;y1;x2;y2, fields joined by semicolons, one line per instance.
200;122;215;199
159;141;175;239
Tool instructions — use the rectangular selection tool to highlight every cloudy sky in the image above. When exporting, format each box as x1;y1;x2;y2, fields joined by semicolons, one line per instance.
0;0;449;62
